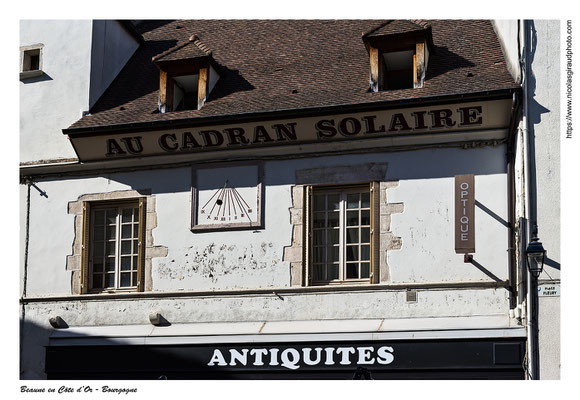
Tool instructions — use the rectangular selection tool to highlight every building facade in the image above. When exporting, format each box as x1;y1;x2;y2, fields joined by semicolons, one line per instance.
20;19;560;379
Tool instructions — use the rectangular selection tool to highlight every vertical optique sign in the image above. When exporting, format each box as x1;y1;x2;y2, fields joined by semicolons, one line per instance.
455;174;475;253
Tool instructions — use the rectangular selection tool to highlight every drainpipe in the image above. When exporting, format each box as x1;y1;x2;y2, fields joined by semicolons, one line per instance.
521;19;540;380
20;179;31;373
506;91;519;311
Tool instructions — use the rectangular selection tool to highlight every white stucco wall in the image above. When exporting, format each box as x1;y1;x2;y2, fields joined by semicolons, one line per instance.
492;20;522;84
89;20;140;108
388;173;508;284
538;296;560;379
20;20;93;163
530;20;560;380
23;146;509;296
530;20;560;280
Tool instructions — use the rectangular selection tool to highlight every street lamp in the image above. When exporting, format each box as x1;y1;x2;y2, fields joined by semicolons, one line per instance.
526;237;546;279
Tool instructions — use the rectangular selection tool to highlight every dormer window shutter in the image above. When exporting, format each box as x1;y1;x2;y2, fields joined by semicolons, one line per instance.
197;66;209;110
153;35;218;113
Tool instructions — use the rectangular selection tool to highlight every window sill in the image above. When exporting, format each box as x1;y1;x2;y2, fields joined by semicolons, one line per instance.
311;279;371;286
87;288;139;295
20;70;44;80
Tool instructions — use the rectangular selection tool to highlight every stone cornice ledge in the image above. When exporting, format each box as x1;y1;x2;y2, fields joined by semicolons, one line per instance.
21;280;509;304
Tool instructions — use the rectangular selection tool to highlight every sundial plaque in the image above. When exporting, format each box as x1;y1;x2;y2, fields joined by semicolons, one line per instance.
191;162;263;231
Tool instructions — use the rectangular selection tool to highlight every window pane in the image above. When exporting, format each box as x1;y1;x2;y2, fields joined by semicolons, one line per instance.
92;274;103;288
133;240;139;254
105;273;115;288
121;208;133;223
106;241;116;256
361;192;370;208
361;227;370;243
94;210;105;226
313;195;325;211
361;245;370;261
313;230;324;245
92;259;103;273
133;256;139;270
361;210;370;225
121;240;131;254
314;247;325;263
346;245;358;261
133;224;139;238
132;272;138;287
328;229;339;245
106;210;117;225
346;263;358;279
106;225;116;240
347;193;359;209
93;227;104;241
133;208;139;222
105;257;115;272
120;272;131;287
327;211;339;228
346;228;359;244
121;224;132;239
328;263;339;280
327;194;340;211
328;246;339;262
121;256;132;271
313;212;326;228
346;211;359;226
313;264;325;281
361;263;370;278
93;241;104;257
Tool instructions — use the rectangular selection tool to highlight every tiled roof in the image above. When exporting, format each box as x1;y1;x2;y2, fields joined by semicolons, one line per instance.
153;35;211;62
68;19;518;131
363;20;430;38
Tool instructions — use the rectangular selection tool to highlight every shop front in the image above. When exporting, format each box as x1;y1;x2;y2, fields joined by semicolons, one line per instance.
46;328;526;380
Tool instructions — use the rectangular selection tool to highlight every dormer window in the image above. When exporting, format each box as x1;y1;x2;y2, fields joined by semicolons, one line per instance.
362;20;434;92
153;35;218;113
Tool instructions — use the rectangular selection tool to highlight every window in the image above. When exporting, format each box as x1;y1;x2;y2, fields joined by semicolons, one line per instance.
382;49;415;90
81;199;145;293
306;184;379;285
20;44;44;79
171;73;199;111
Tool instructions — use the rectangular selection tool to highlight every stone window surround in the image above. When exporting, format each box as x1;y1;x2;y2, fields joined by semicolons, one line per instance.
20;43;44;80
283;163;403;286
67;189;168;294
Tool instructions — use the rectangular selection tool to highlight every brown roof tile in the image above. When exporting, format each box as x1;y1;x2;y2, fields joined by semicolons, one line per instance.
68;19;518;131
363;20;429;38
153;35;211;62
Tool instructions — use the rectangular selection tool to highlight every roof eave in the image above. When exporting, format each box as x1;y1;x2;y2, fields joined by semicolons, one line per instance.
63;87;521;138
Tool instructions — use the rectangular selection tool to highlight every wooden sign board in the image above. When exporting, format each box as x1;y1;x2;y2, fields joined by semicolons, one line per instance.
66;99;513;162
455;174;475;254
